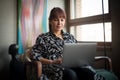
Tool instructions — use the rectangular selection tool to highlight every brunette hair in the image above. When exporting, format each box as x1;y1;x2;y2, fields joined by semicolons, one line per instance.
49;7;66;32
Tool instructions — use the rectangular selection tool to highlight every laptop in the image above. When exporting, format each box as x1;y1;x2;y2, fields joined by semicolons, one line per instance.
62;42;97;68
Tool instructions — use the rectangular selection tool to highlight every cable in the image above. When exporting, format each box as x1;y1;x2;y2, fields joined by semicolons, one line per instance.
101;0;107;69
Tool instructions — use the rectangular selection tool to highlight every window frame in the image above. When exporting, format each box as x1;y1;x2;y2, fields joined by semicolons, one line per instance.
65;0;111;50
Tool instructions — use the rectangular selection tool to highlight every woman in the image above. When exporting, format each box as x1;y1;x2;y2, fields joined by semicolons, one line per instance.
31;7;80;80
31;7;96;80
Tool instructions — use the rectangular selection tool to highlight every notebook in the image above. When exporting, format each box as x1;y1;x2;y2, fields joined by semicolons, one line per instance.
62;42;97;67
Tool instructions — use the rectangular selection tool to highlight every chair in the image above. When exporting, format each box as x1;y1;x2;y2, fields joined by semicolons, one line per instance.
93;56;118;80
9;44;25;80
8;44;42;80
25;47;42;80
8;44;118;80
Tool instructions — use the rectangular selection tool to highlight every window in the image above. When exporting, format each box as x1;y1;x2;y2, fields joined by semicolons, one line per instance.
70;0;109;19
68;0;111;42
70;22;111;42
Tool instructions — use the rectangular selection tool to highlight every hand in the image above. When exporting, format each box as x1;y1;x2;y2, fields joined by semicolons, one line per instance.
53;57;62;64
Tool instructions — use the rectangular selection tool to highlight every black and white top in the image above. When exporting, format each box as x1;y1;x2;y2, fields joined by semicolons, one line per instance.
31;31;77;80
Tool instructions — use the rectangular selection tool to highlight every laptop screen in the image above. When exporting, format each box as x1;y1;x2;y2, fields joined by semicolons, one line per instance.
62;42;97;68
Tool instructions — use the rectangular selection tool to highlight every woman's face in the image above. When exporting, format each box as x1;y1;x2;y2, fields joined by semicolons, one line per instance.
50;17;65;32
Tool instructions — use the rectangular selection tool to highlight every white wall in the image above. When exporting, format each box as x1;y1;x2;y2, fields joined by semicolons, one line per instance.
0;0;16;79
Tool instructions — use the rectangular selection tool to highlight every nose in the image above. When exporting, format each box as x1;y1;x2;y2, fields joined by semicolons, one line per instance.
58;20;61;25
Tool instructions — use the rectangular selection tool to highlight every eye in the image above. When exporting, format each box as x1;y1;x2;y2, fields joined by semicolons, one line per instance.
61;19;65;22
54;19;58;21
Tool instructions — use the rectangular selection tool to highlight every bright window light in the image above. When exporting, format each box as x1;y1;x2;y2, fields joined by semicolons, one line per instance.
75;23;111;42
71;0;109;19
81;0;108;17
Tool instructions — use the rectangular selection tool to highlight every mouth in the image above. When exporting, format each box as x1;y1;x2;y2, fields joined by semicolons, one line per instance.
56;26;63;30
57;26;61;28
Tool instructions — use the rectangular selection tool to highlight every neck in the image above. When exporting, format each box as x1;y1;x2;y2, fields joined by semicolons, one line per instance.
53;30;61;36
53;30;63;39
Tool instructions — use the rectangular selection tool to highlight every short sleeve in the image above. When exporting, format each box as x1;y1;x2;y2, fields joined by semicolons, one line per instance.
31;34;46;61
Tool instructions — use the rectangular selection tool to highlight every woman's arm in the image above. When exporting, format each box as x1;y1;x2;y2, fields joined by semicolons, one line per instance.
39;57;62;65
39;57;53;64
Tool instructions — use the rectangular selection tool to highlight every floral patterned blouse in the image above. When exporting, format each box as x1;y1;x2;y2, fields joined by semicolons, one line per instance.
31;31;77;80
